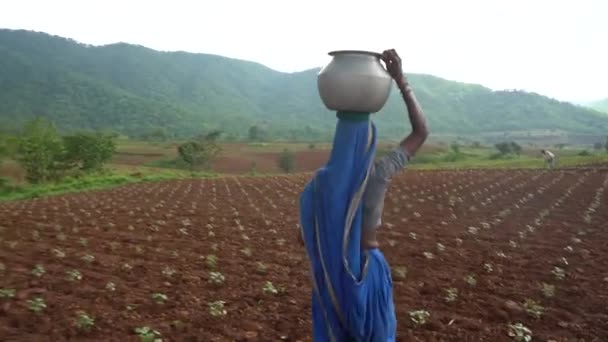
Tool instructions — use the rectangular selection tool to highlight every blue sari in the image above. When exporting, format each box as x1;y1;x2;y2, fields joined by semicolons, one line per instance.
299;112;396;341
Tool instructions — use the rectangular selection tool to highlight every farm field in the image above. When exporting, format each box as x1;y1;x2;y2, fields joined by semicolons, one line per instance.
0;168;607;341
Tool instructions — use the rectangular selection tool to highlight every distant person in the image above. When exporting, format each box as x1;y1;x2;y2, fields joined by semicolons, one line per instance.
298;49;428;341
541;149;556;169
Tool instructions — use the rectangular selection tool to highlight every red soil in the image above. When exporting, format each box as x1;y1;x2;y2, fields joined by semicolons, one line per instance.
0;169;607;341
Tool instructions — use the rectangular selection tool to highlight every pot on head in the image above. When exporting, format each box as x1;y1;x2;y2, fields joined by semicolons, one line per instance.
317;50;392;113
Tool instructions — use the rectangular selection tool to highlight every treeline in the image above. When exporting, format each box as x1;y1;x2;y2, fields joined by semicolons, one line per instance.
136;124;332;143
0;118;116;184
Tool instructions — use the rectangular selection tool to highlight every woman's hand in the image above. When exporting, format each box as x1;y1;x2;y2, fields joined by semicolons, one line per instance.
382;49;406;86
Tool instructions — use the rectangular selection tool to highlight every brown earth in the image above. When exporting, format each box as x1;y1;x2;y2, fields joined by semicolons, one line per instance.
0;169;607;341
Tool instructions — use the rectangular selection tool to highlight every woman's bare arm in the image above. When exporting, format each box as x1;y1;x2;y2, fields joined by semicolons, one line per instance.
382;49;429;157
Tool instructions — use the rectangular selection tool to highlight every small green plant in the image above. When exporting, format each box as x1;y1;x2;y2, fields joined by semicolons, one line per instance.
162;266;176;278
27;297;46;312
393;266;407;280
52;248;66;258
464;274;477;286
56;232;67;241
256;262;268;274
134;326;162;342
523;299;544;319
423;252;435;259
151;293;167;304
263;281;278;295
0;288;16;299
81;254;95;263
76;312;95;331
32;264;45;277
409;310;430;326
209;300;227;317
496;251;508;258
552;266;566;280
206;255;218;269
540;283;555;298
106;282;116;292
66;270;82;282
444;288;458;303
507;322;532;342
209;271;226;285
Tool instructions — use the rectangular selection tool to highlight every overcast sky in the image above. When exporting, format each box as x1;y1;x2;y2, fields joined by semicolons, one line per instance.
1;0;606;103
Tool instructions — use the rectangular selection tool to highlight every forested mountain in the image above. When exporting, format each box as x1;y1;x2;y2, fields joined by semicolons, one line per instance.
1;29;607;141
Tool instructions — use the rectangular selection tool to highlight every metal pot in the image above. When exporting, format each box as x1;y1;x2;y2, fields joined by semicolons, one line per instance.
317;50;392;113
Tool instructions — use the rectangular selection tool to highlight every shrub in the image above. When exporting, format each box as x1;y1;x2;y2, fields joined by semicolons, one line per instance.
277;149;295;173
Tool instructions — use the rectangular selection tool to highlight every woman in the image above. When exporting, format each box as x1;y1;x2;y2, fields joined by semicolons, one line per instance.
541;149;556;169
298;49;428;341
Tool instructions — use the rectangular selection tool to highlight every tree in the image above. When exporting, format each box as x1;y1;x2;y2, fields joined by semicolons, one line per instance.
495;142;512;155
178;142;204;170
605;136;608;153
510;142;522;156
593;142;603;150
578;150;591;156
201;130;222;142
62;132;116;171
16;118;65;183
277;149;295;173
177;131;222;170
450;143;461;154
0;133;18;162
249;125;260;141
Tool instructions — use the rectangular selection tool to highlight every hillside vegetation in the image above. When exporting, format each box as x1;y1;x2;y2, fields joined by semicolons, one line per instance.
2;29;608;141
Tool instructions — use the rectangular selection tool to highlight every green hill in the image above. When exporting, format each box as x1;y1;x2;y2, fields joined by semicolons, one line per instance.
1;28;607;141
